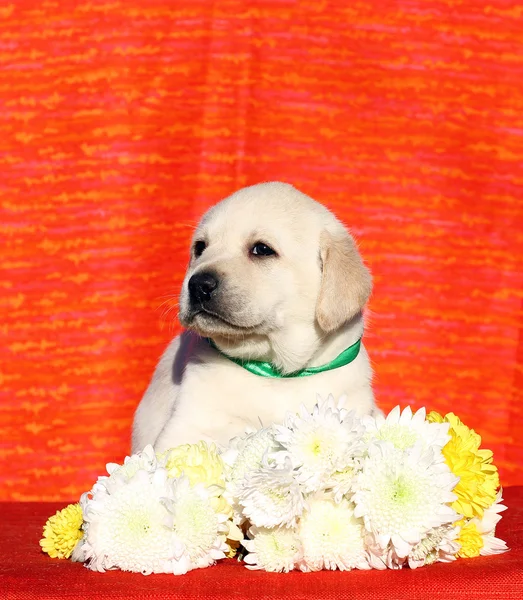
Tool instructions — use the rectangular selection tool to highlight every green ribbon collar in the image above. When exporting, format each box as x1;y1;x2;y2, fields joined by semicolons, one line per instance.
207;337;362;379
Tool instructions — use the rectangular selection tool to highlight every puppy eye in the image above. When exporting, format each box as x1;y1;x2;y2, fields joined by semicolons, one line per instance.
193;240;206;258
251;242;276;257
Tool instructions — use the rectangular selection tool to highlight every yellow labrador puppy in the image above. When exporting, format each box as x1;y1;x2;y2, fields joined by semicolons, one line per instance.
132;182;379;453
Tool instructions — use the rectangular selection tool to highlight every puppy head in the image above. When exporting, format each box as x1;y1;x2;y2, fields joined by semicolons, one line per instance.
178;182;371;372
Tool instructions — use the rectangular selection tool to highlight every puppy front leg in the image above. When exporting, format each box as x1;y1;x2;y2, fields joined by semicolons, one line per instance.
131;336;181;453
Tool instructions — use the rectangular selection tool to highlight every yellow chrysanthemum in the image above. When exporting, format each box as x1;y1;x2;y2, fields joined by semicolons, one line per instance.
40;503;83;559
456;519;483;558
427;412;499;519
159;441;235;520
159;441;225;487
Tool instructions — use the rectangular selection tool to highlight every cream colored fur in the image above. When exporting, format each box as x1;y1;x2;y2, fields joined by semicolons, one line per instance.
132;182;379;453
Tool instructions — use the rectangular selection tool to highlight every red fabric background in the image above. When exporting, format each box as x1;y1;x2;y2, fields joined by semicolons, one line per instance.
1;1;522;501
2;487;523;599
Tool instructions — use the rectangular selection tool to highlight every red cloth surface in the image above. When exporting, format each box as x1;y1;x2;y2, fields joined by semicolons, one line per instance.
2;488;523;600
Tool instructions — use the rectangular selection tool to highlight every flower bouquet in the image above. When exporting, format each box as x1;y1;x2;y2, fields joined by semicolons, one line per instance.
41;399;508;574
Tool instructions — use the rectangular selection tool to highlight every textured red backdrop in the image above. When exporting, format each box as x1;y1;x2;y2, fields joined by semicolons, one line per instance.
1;1;522;501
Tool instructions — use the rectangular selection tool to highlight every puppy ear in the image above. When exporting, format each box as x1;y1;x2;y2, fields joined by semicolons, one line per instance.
316;230;372;332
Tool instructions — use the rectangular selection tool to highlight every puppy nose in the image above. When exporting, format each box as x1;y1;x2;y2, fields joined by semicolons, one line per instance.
188;272;219;304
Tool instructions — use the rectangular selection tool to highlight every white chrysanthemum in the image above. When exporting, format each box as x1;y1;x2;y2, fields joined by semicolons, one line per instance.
73;447;160;563
274;399;365;493
363;406;450;452
81;468;175;574
364;536;401;570
223;427;279;492
299;496;369;571
475;490;508;556
326;459;362;504
162;477;230;572
102;444;159;493
364;518;460;569
78;459;230;575
407;524;460;569
243;525;302;572
238;457;306;528
72;445;165;565
353;441;459;559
